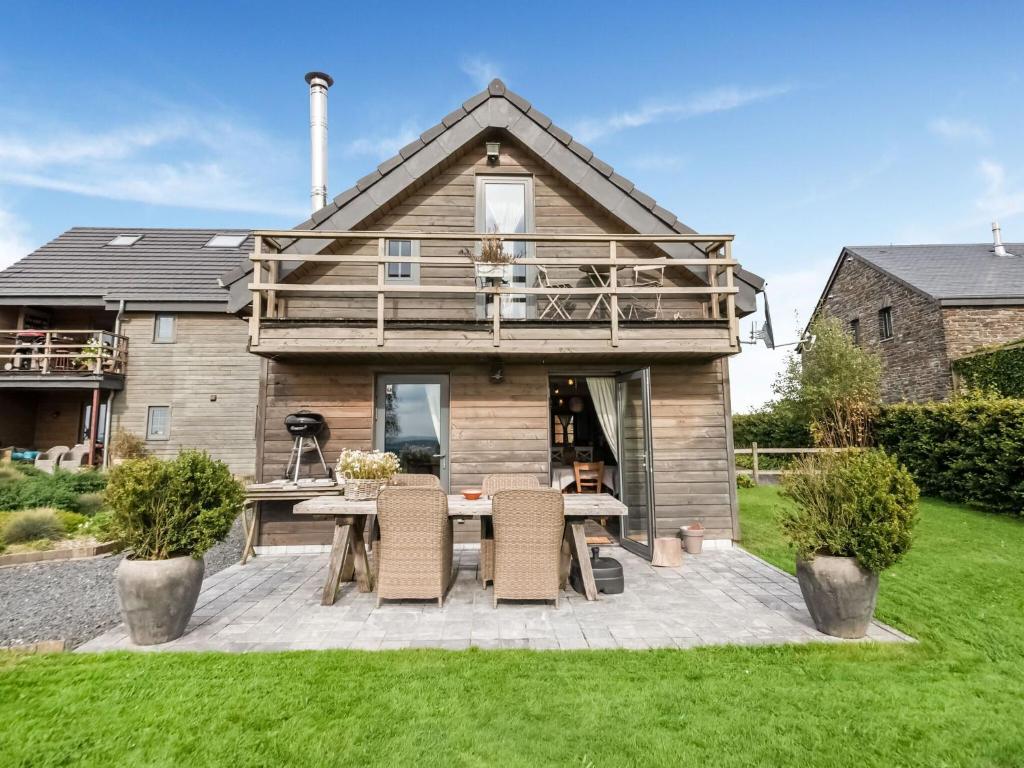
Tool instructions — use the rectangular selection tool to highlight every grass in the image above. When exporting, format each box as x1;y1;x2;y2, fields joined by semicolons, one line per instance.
2;489;1023;767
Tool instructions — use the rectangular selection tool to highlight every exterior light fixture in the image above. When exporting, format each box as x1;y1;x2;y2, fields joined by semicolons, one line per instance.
486;141;501;165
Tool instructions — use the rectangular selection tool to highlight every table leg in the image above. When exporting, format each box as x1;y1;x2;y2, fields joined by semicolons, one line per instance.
322;518;354;605
566;519;598;601
348;519;373;593
240;502;257;565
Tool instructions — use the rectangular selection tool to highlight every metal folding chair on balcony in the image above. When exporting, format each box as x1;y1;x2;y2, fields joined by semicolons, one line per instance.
536;266;574;321
623;265;666;320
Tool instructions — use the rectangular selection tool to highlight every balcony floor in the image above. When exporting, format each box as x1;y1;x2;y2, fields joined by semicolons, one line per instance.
78;547;911;652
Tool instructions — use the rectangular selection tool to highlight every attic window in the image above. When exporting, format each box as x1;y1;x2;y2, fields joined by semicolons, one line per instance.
204;234;246;248
108;234;142;246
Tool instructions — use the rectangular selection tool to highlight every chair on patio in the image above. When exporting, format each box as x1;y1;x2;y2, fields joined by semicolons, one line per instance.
387;473;441;487
623;264;666;320
536;265;574;321
374;487;453;607
58;444;91;472
573;461;605;493
491;489;565;608
480;474;541;587
34;445;70;474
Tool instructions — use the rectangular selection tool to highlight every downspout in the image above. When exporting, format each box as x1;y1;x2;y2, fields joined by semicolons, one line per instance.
101;300;125;469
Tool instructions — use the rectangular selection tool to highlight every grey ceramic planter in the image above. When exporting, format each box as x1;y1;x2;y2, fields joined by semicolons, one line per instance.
116;556;204;645
796;556;879;639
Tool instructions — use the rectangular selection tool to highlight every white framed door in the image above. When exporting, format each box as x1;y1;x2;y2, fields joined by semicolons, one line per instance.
374;374;450;491
475;175;534;320
616;368;655;559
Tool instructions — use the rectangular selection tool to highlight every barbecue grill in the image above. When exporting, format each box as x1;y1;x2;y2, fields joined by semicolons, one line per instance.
284;410;331;481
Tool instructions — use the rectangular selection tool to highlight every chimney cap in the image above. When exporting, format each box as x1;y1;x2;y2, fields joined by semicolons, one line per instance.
305;71;334;87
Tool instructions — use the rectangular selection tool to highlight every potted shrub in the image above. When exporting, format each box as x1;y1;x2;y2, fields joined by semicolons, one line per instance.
461;235;515;281
780;449;918;638
109;428;148;466
336;449;400;500
106;450;244;645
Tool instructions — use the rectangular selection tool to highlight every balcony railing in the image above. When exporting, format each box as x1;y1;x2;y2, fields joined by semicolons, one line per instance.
0;330;128;377
247;230;740;350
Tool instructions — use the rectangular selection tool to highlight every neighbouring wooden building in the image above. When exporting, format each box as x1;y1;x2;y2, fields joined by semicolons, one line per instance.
224;78;765;557
0;229;260;475
809;229;1024;402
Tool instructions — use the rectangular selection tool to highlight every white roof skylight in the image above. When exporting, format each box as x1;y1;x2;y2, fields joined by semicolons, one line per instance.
108;234;142;246
204;234;247;248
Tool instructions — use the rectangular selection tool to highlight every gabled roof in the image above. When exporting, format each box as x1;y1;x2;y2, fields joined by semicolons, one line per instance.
846;243;1024;304
0;228;251;311
225;79;763;313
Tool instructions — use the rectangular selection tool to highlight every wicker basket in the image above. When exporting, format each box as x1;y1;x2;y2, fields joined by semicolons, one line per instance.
344;478;383;500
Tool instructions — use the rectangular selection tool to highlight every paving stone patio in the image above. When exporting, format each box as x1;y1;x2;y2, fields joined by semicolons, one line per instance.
78;547;912;652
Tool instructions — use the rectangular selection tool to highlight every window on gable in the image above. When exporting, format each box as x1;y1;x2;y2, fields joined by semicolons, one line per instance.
850;318;860;346
878;307;893;341
385;239;419;283
147;406;171;440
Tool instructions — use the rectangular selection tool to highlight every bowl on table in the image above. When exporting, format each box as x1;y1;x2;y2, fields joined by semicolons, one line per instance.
462;488;482;500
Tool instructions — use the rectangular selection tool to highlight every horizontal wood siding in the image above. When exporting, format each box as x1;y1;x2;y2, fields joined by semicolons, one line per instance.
650;360;736;540
281;139;707;322
112;313;259;476
0;392;38;446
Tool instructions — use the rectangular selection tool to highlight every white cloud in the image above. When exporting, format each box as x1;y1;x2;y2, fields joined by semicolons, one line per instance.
728;262;833;413
975;159;1024;222
460;55;502;89
928;117;990;143
572;84;793;143
344;124;420;159
0;111;306;217
0;203;33;270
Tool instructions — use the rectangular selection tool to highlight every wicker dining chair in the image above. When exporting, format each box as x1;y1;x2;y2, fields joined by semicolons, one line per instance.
387;473;441;488
491;489;565;608
374;487;453;607
479;474;541;587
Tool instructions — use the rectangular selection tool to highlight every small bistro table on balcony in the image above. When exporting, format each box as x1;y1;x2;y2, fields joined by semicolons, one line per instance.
292;493;628;606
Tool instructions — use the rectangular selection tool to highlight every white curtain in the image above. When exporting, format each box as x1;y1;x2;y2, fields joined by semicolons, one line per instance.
425;385;442;446
586;377;618;461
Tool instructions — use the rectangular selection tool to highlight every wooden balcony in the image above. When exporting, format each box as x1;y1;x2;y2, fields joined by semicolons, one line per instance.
247;231;741;360
0;330;128;389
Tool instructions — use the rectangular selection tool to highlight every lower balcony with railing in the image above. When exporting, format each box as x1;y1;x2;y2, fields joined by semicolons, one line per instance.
247;231;742;359
0;330;128;389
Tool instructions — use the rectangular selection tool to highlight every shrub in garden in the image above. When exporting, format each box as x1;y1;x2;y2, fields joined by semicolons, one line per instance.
0;468;108;512
75;492;106;516
780;449;919;572
1;508;65;544
78;510;116;542
736;473;756;489
876;395;1024;515
952;342;1024;398
56;510;88;534
110;428;148;461
106;450;244;560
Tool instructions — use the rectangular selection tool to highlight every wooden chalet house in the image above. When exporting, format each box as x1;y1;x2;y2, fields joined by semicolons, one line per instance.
225;76;765;557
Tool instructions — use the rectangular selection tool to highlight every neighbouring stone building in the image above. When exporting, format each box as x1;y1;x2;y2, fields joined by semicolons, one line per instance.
810;232;1024;402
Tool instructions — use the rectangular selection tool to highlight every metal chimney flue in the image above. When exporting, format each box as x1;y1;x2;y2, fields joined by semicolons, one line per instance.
305;71;334;213
992;221;1009;257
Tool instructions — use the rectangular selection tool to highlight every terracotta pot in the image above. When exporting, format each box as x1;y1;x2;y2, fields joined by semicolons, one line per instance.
680;525;704;554
796;555;879;639
115;556;204;645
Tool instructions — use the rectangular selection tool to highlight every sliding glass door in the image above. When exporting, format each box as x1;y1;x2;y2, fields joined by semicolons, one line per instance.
616;368;655;559
374;375;450;490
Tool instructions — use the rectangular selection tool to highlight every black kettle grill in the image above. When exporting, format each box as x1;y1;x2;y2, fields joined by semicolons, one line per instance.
284;410;330;481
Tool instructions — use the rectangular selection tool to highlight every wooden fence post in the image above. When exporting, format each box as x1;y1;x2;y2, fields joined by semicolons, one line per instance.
751;441;760;485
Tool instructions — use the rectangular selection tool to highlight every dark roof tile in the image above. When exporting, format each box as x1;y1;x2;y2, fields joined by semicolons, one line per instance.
398;138;425;159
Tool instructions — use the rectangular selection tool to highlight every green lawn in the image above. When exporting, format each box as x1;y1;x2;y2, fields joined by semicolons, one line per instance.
2;489;1023;767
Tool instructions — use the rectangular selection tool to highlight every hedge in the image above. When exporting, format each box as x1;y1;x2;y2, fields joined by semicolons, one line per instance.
875;397;1024;516
732;409;812;449
953;342;1024;398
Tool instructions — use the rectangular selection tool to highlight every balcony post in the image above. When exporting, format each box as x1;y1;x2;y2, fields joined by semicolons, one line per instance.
708;247;720;320
609;240;619;347
87;388;100;467
249;235;262;345
41;331;51;374
377;238;386;346
492;291;501;347
725;241;738;346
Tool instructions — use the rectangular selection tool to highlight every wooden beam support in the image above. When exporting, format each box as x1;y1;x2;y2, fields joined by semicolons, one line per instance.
376;238;386;346
609;240;619;347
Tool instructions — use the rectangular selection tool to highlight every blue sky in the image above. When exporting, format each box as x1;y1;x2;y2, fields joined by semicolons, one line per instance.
1;1;1022;410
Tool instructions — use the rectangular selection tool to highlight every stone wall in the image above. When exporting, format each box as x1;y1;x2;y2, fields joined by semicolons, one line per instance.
941;306;1024;360
818;256;951;402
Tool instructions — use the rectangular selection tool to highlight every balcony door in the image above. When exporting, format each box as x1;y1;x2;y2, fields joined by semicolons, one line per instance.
476;176;534;320
616;368;655;559
374;375;450;491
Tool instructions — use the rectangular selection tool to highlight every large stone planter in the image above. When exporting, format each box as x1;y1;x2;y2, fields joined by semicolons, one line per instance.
796;556;879;639
115;556;204;645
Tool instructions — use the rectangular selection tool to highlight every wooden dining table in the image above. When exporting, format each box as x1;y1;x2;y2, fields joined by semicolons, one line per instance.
293;493;628;606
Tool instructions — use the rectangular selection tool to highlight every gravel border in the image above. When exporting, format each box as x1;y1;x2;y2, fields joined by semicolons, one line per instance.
0;517;245;649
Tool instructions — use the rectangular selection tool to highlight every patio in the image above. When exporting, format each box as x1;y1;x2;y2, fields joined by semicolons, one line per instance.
78;546;911;652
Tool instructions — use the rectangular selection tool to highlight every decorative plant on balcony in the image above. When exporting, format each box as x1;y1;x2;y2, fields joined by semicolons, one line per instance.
336;449;400;500
461;235;515;280
76;337;104;372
